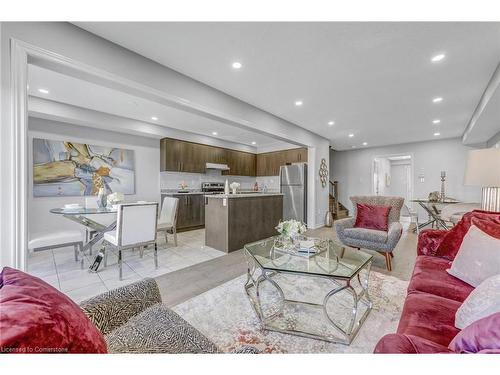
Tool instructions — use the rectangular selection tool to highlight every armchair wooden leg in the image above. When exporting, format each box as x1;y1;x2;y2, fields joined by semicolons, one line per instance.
384;252;392;271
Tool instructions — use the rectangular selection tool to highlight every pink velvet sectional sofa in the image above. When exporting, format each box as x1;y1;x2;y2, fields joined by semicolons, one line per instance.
374;210;500;353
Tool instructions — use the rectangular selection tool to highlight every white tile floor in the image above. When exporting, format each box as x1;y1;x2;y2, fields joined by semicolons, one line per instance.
27;229;225;303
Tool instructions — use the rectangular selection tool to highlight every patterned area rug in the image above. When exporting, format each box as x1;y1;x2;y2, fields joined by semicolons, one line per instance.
173;271;408;353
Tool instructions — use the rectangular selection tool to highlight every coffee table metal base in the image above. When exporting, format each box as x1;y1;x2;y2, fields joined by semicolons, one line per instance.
244;255;373;345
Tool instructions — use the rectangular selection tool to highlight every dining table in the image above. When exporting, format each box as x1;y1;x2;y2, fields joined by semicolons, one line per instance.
410;198;461;231
49;206;118;257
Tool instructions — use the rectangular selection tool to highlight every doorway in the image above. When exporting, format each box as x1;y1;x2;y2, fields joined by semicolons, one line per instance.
372;154;413;207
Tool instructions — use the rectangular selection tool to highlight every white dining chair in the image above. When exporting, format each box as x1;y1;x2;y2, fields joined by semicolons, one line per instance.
102;202;159;280
157;196;179;247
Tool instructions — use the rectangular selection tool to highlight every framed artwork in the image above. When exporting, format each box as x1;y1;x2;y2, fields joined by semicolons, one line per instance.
32;138;135;197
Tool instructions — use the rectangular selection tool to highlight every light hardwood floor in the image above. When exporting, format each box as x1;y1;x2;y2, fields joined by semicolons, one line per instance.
156;220;418;307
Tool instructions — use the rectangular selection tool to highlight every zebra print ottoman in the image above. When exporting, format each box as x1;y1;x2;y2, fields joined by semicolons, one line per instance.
80;278;257;354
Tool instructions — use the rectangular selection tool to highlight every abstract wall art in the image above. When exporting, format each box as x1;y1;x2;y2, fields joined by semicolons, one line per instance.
33;138;135;197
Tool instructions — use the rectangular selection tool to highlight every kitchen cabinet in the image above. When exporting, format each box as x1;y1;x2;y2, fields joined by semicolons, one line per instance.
164;193;205;231
222;149;256;176
160;138;256;176
256;148;308;176
161;137;305;177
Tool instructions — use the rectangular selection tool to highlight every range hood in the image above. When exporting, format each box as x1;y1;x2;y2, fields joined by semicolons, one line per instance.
205;162;230;171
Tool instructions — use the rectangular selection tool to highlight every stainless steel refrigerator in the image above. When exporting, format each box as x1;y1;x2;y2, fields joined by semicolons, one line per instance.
280;163;307;224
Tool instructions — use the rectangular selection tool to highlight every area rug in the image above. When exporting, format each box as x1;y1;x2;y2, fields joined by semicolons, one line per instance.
172;271;408;353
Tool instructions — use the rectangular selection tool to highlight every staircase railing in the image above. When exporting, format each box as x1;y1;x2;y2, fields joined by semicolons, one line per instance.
329;180;339;216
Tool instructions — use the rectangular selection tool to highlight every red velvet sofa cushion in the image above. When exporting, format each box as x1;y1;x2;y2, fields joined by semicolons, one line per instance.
397;291;461;347
0;267;107;354
374;333;454;354
408;256;474;302
417;229;447;257
354;203;391;231
435;210;500;260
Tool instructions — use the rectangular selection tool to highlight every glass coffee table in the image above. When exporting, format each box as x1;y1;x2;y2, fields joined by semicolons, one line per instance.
244;237;373;345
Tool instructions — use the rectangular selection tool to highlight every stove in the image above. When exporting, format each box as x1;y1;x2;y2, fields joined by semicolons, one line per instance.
201;182;225;193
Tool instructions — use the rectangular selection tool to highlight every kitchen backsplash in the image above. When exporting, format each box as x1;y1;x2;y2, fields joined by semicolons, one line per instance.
160;170;280;192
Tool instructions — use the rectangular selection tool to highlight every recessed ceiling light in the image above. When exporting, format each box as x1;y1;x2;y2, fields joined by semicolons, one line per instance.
348;133;354;138
232;61;242;69
362;142;368;146
151;116;158;121
212;131;218;136
295;100;303;106
432;119;441;124
328;121;335;126
38;88;49;94
432;97;443;103
431;54;446;62
434;132;441;136
251;141;257;145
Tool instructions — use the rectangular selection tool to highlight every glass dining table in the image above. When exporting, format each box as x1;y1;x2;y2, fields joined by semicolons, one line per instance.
49;207;118;256
410;198;461;231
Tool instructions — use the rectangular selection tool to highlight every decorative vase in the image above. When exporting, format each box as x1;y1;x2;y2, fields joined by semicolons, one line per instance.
97;188;107;208
325;211;333;227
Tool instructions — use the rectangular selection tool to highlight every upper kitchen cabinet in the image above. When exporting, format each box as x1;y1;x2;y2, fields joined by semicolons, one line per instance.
160;137;256;176
256;147;308;176
222;149;256;176
161;138;206;173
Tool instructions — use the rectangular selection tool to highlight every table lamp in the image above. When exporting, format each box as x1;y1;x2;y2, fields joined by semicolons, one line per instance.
464;148;500;212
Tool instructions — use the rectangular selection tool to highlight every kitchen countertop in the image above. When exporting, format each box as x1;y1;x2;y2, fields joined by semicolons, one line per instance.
206;193;283;198
162;191;209;195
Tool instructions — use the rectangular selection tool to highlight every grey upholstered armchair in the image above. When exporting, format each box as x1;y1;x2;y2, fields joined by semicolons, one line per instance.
334;196;404;271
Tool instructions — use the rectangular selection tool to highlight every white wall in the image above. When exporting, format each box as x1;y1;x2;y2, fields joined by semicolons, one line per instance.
28;117;160;236
1;22;330;267
330;138;482;220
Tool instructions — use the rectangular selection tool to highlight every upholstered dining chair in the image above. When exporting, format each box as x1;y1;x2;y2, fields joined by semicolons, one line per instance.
157;196;179;247
334;196;404;271
102;202;159;280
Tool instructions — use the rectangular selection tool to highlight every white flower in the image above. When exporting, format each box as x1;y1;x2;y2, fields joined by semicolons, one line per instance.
275;219;306;237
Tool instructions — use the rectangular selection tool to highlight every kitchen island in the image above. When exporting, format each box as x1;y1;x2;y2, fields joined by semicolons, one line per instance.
205;193;283;252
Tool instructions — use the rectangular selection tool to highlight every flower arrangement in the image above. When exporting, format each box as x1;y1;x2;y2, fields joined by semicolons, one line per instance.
229;182;240;194
107;192;124;205
275;219;307;239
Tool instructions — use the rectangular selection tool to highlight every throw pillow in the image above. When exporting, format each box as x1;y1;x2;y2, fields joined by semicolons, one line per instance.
449;312;500;353
435;210;500;260
0;267;107;353
454;274;500;330
354;203;391;231
447;225;500;287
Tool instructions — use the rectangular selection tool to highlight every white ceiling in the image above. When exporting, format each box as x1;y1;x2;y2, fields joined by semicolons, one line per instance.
75;22;500;150
27;64;296;151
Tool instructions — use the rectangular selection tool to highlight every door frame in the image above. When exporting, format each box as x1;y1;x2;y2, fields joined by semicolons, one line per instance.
370;152;415;205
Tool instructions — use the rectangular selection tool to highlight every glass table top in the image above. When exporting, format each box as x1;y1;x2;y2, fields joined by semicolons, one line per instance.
244;237;373;280
50;207;118;215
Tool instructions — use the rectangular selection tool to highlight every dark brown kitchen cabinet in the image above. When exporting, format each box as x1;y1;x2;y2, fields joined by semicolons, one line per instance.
222;149;256;177
164;193;205;231
256;148;308;176
161;137;305;177
161;138;208;173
